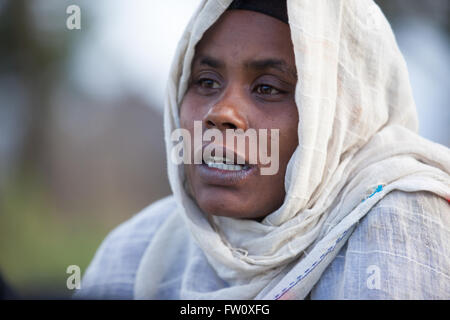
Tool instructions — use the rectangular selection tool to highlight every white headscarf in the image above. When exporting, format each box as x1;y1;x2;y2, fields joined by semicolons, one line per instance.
135;0;450;299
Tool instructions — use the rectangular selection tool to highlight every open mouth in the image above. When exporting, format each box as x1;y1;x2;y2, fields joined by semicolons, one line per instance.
203;156;250;171
196;146;258;186
198;143;254;172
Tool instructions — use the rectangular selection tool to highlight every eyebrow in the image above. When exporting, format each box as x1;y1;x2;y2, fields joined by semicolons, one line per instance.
194;55;297;80
245;59;297;79
197;55;225;69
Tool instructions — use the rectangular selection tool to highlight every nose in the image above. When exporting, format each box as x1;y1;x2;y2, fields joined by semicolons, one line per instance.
203;88;249;132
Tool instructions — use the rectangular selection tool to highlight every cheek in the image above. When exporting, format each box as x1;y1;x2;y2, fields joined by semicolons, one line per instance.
284;120;299;150
179;93;208;130
179;100;193;129
284;105;299;144
277;110;299;165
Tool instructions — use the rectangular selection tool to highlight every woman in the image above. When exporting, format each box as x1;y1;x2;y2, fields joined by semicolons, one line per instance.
76;0;450;299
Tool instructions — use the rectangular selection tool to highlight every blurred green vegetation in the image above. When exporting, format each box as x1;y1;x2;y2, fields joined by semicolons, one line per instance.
0;1;170;298
0;172;122;298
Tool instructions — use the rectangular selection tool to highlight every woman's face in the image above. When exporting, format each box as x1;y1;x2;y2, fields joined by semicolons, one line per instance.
180;10;298;220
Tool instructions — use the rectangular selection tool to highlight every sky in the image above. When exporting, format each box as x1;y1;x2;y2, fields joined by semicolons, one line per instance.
70;0;202;107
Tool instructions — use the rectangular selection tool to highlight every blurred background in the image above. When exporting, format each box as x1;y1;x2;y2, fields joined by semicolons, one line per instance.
0;0;448;299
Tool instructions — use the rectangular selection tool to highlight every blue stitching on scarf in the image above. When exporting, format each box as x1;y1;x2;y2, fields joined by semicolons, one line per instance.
273;184;384;300
361;184;383;203
273;229;349;300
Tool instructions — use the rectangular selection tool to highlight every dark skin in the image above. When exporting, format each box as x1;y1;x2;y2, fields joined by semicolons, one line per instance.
180;10;299;220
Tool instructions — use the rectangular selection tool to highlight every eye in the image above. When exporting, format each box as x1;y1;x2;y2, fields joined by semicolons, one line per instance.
197;78;221;89
255;84;281;95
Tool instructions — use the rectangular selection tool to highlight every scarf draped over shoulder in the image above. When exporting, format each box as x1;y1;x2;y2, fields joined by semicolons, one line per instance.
134;0;450;300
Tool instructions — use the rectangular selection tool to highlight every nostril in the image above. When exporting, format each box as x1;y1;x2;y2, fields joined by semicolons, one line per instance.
206;120;237;130
223;122;237;130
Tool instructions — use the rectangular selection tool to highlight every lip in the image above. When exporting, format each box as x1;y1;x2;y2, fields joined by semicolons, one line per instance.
194;143;258;186
196;143;249;166
196;163;258;186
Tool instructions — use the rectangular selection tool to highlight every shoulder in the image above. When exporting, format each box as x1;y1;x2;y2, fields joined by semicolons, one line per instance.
357;190;449;257
311;190;450;299
74;195;178;299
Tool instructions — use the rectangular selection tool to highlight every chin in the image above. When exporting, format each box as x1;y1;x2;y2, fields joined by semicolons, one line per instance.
198;197;247;218
194;189;255;219
195;194;281;221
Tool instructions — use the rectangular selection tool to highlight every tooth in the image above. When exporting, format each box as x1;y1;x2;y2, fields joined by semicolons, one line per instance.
206;161;248;171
